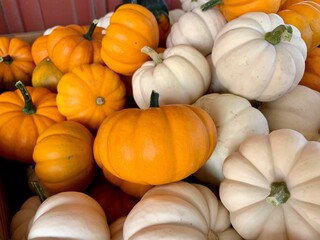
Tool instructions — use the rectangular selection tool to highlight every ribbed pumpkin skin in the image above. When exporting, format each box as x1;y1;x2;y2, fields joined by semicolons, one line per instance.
0;86;66;163
47;24;104;73
299;47;320;92
0;37;35;91
56;63;127;131
100;3;159;76
31;35;49;65
94;104;217;185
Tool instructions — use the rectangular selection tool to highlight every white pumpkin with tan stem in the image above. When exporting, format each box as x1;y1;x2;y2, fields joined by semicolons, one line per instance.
180;0;210;11
193;93;269;185
259;85;320;141
220;129;320;240
132;45;211;109
166;6;226;56
123;181;243;240
28;191;110;240
210;12;307;102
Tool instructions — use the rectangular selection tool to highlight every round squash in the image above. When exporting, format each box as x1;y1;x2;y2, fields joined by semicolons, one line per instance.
0;81;66;163
100;3;159;76
31;35;49;65
123;181;242;239
56;63;127;131
193;93;269;185
33;120;97;194
210;12;307;102
28;191;110;239
0;37;35;91
220;129;320;239
94;91;217;185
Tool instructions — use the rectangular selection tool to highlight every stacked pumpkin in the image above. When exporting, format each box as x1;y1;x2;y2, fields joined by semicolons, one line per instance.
1;0;320;239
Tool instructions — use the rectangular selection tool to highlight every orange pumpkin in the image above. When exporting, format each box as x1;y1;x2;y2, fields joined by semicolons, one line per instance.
201;0;282;21
93;91;217;185
31;35;49;65
0;81;66;164
0;37;35;91
299;47;320;92
278;1;320;51
33;120;97;194
56;63;127;131
101;3;159;76
47;20;104;73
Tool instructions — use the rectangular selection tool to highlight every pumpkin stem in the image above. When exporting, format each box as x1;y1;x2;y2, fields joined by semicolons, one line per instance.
96;96;105;105
150;90;160;107
0;55;13;65
15;80;37;115
265;24;293;45
30;181;47;203
84;19;99;41
200;0;223;11
266;181;290;206
141;46;163;64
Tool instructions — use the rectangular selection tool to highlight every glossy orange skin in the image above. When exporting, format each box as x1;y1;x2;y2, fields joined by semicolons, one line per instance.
56;63;127;131
279;0;320;10
101;3;159;76
47;24;104;73
31;35;49;65
0;86;66;163
33;121;97;194
94;103;217;185
0;37;35;91
299;47;320;92
278;1;320;52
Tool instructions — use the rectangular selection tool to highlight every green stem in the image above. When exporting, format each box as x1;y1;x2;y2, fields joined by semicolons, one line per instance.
266;182;290;206
84;19;99;41
30;181;47;203
141;46;163;64
265;25;293;45
0;55;13;65
200;0;223;11
15;80;37;114
150;90;160;107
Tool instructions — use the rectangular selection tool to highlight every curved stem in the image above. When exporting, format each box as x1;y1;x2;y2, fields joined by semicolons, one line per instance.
150;90;160;107
265;25;293;45
141;46;163;64
266;182;290;206
0;55;13;65
84;19;99;41
15;80;37;114
200;0;223;11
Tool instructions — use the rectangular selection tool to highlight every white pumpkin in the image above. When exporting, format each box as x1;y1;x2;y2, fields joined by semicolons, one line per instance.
220;129;320;240
180;0;210;11
259;85;320;141
211;12;307;102
193;93;269;185
123;181;243;240
166;6;226;56
28;191;110;240
168;8;185;24
132;44;211;109
97;11;114;32
110;216;126;240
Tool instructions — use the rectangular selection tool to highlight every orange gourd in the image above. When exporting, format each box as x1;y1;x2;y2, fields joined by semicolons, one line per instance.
32;120;97;194
93;91;217;185
100;3;159;76
0;81;66;163
278;1;320;51
31;35;49;65
0;37;35;91
47;20;104;73
299;47;320;92
201;0;282;21
56;63;127;131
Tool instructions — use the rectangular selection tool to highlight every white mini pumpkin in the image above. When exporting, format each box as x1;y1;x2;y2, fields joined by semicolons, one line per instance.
180;0;210;12
211;12;307;102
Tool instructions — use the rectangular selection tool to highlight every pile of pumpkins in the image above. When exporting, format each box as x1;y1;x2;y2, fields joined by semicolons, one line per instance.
1;0;320;239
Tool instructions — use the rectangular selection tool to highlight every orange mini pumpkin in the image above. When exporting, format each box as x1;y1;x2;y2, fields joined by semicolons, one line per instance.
94;91;217;185
100;3;159;76
0;81;66;163
0;37;35;91
47;20;104;73
31;35;49;65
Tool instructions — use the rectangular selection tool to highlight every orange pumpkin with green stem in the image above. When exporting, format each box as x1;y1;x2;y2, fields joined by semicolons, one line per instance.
0;81;66;164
